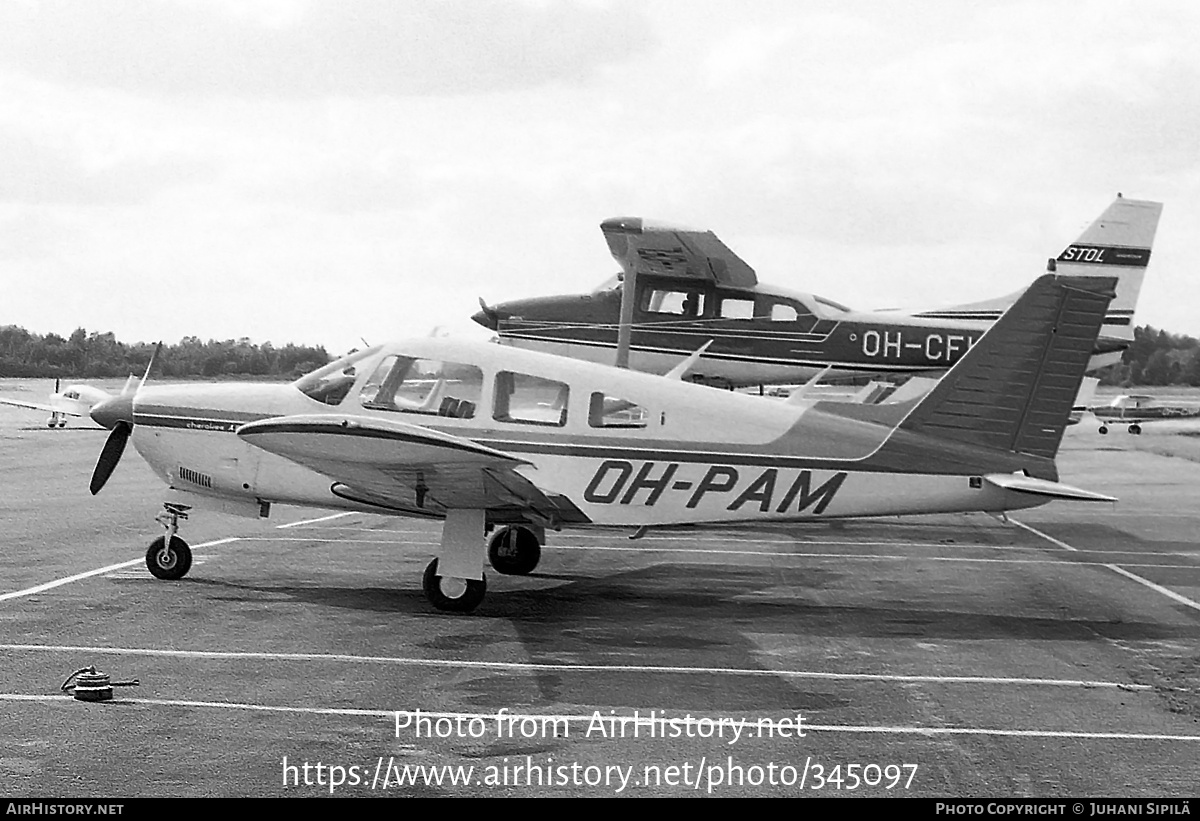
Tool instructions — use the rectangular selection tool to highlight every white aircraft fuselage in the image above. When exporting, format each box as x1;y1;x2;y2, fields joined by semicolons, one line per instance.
87;273;1119;612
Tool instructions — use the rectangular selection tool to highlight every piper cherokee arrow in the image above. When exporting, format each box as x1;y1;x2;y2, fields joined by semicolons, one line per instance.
88;273;1118;613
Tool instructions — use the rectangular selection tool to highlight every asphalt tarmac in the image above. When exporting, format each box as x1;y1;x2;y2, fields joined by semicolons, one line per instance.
0;412;1197;797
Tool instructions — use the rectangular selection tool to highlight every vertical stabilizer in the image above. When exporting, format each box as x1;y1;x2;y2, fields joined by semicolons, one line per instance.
899;274;1117;460
915;197;1161;355
1054;196;1162;343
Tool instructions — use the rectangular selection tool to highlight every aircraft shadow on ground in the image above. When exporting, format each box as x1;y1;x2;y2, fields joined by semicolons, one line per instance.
182;563;1198;645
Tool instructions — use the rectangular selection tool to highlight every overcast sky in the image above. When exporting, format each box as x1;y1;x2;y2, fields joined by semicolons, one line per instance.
3;0;1198;354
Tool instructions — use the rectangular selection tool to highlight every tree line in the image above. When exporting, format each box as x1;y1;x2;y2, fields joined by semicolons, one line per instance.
0;326;331;379
2;323;1198;386
1097;325;1200;387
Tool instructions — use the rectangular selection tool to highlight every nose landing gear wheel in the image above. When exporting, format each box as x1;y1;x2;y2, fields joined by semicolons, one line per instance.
423;559;486;613
146;535;192;580
487;526;542;576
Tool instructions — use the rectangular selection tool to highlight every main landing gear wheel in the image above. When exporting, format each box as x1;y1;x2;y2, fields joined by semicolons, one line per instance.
1098;425;1109;435
487;526;542;576
146;535;192;580
1129;424;1142;435
423;559;486;613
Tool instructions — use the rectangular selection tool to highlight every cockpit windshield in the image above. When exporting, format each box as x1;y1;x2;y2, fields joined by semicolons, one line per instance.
293;346;382;406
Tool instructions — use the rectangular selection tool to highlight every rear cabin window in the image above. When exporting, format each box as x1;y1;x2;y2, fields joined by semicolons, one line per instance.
494;371;569;427
719;297;756;319
359;356;482;418
766;299;814;322
588;392;648;429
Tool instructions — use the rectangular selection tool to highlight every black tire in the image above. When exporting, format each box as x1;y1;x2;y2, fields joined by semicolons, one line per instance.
1129;424;1142;435
146;535;192;580
487;527;542;576
1098;426;1108;435
422;559;486;613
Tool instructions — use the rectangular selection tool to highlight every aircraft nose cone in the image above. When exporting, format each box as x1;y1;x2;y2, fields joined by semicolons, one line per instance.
471;308;497;330
473;297;506;331
90;393;134;431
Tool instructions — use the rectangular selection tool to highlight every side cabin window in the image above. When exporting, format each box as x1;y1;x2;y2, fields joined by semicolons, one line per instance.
718;297;756;319
764;298;814;322
360;355;482;418
641;288;705;318
494;371;569;427
589;392;648;429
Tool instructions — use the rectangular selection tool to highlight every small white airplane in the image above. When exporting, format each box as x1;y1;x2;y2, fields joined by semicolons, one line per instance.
0;377;132;428
1073;385;1200;434
86;273;1117;614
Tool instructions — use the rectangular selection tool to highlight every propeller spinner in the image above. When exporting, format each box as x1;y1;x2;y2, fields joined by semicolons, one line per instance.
88;342;160;495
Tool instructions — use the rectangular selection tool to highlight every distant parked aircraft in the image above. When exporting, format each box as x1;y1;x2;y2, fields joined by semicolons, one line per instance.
1076;388;1200;435
0;377;131;428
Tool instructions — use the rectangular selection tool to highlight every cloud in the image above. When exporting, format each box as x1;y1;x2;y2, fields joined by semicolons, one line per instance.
0;127;217;205
0;0;653;97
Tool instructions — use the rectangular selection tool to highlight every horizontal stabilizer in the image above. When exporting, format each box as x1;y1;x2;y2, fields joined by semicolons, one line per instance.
984;472;1116;503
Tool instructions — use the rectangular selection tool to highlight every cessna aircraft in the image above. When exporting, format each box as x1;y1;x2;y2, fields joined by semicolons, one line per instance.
1080;392;1200;434
0;377;129;427
85;273;1116;614
473;196;1162;387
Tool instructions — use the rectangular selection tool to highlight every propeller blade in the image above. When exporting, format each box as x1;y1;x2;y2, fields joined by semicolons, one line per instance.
89;422;130;495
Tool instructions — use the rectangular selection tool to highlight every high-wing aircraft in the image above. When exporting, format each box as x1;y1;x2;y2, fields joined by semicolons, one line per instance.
473;196;1162;387
1078;391;1200;435
85;273;1116;614
0;377;130;427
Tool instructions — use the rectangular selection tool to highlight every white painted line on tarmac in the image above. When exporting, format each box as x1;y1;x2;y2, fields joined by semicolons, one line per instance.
1010;519;1078;551
0;538;240;604
3;695;1195;742
1105;564;1200;613
0;643;1153;691
1012;519;1200;612
276;511;355;529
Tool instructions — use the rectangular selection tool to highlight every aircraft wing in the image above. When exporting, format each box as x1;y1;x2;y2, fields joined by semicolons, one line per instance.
600;217;758;288
236;414;566;522
0;397;83;415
